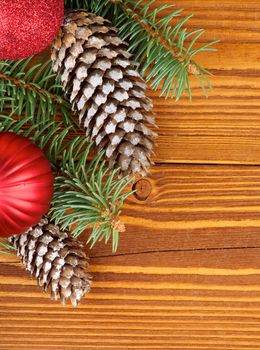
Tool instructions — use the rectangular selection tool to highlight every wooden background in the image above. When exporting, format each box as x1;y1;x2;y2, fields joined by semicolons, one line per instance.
1;0;260;349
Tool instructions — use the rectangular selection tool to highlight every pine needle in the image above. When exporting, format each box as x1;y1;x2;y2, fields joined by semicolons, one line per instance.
0;56;75;126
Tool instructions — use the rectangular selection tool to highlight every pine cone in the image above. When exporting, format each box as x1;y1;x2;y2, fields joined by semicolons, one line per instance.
51;10;157;177
9;217;91;306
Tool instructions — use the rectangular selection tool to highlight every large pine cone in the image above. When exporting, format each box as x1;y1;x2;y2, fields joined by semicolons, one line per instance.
9;218;91;306
51;10;157;177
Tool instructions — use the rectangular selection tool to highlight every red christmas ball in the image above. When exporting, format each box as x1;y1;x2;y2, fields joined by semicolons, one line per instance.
0;132;54;237
0;0;64;60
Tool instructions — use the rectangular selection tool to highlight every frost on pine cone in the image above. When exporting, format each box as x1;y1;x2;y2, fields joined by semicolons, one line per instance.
51;10;157;176
9;218;91;306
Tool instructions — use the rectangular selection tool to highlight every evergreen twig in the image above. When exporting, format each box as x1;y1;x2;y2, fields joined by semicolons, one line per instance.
64;0;219;99
0;115;132;252
0;57;74;126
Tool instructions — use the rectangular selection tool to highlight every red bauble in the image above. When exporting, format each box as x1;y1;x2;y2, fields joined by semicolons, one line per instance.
0;132;54;237
0;0;64;60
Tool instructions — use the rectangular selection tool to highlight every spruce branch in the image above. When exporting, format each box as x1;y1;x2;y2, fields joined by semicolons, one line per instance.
0;57;74;126
50;137;134;252
64;0;219;100
0;115;132;252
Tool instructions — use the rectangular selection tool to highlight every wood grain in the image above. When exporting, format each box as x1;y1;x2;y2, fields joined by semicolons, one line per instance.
92;164;260;256
151;0;260;43
2;165;260;349
1;0;260;349
148;0;260;164
2;248;260;349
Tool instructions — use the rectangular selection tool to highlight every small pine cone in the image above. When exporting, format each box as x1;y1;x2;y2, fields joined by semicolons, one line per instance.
51;10;157;177
9;217;91;306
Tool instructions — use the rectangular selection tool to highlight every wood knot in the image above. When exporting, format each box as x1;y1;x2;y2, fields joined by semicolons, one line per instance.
133;179;152;201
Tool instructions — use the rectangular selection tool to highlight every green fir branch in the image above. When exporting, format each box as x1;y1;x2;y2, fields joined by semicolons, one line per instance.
51;140;134;252
64;0;219;100
0;56;75;126
0;115;132;252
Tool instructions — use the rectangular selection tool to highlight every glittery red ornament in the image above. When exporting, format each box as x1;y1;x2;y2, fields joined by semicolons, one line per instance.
0;132;54;237
0;0;64;60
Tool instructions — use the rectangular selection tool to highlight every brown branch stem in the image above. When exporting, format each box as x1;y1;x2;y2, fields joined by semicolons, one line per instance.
113;0;200;75
0;72;66;105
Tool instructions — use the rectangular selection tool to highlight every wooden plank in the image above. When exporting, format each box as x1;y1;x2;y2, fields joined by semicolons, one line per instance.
93;163;260;256
152;72;260;164
151;0;260;43
151;41;260;163
2;248;260;349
